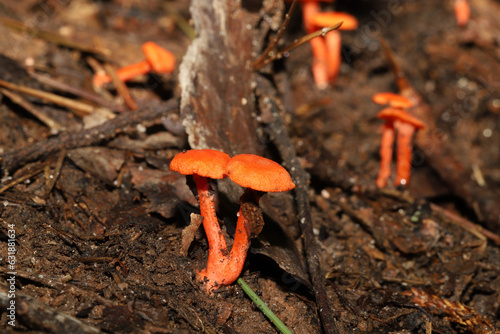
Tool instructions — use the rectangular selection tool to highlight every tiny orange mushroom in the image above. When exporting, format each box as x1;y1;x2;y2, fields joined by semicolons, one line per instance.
376;107;425;188
93;41;175;87
170;149;230;270
309;12;359;85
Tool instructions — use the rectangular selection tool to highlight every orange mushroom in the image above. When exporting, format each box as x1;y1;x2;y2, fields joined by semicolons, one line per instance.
170;149;230;270
198;154;295;291
310;12;359;84
376;107;425;187
93;41;175;87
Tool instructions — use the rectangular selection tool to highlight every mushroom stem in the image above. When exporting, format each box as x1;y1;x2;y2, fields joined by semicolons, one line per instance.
93;61;151;87
230;212;251;273
454;0;470;27
209;211;251;287
394;120;416;186
310;37;329;89
301;1;329;88
193;174;228;263
199;190;258;292
225;189;261;281
376;122;395;188
325;30;342;83
301;1;321;34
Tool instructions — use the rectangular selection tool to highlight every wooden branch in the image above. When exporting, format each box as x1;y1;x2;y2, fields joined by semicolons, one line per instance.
264;97;339;334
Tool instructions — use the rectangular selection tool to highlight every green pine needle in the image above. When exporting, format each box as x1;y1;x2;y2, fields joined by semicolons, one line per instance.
237;278;293;334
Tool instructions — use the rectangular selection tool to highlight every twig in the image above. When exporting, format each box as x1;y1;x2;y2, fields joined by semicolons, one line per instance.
44;148;66;197
237;278;293;334
0;88;62;134
103;63;138;111
162;5;196;40
380;187;500;246
0;78;115;118
253;0;299;70
29;72;125;112
264;96;339;334
254;22;343;71
0;166;46;195
1;98;179;174
430;203;500;246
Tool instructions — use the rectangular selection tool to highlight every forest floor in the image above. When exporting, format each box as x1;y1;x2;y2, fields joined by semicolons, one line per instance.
0;0;500;333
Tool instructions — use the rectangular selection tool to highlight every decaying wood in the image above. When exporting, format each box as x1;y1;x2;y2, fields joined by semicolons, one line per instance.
178;0;262;156
264;96;339;334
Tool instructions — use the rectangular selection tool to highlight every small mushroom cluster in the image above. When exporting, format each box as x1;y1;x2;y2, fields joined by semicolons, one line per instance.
297;0;358;88
372;92;425;188
170;149;295;292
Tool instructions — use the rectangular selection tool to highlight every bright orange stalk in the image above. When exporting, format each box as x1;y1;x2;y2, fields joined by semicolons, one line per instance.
454;0;470;27
193;175;228;265
199;204;252;292
309;37;329;89
376;122;395;188
307;11;359;86
93;61;151;87
394;121;415;186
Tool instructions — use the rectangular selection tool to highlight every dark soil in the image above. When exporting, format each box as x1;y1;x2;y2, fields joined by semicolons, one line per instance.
0;0;499;333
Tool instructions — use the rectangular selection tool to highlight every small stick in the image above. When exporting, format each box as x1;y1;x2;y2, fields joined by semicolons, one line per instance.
29;72;125;112
254;22;343;71
430;203;500;246
0;79;115;118
103;63;138;111
264;96;339;334
162;5;196;40
380;187;500;246
44;148;66;198
0;166;46;195
253;0;299;70
0;88;62;134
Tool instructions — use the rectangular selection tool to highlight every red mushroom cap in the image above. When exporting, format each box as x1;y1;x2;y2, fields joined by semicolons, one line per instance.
170;149;230;179
372;92;414;109
377;108;425;129
142;42;176;74
226;154;295;192
310;12;359;31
